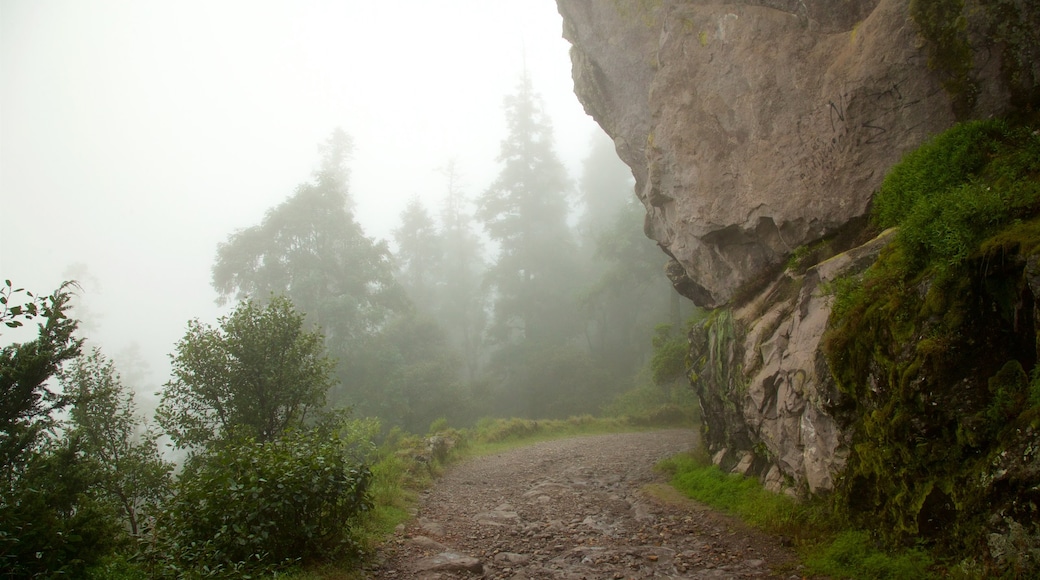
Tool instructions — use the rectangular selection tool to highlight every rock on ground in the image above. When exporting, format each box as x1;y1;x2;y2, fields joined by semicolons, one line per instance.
364;430;805;579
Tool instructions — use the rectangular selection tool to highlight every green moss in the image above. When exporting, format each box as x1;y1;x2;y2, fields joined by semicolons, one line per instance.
805;531;936;580
824;116;1040;570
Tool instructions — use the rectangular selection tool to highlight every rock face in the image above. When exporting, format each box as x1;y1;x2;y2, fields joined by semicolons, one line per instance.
557;0;1036;489
691;228;896;495
558;0;1040;571
558;0;1016;308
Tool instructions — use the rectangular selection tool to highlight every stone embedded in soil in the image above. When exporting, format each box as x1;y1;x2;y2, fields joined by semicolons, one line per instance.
493;551;531;565
418;518;445;537
408;536;448;552
414;551;483;574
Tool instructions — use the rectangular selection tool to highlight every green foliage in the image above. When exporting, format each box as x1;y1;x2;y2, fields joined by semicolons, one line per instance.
1;282;81;472
650;323;687;387
61;347;173;537
393;196;442;298
212;128;405;353
985;360;1030;426
0;279;44;330
483;342;616;419
477;71;580;345
872;119;1040;277
579;197;675;384
332;311;470;434
823;116;1040;571
804;531;935;580
468;415;632;447
601;381;698;423
157;295;334;450
659;453;936;579
428;161;488;384
1;437;122;578
160;426;373;577
658;453;804;533
873;119;1004;230
85;555;150;580
0;282;120;576
822;272;867;322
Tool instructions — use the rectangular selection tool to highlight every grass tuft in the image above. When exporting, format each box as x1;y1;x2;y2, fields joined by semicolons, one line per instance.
658;451;938;579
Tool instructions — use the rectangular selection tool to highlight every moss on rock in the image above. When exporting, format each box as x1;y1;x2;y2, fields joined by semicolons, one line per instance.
823;115;1040;573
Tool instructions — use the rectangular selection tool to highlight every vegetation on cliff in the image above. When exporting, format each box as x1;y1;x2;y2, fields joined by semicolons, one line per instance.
910;0;1040;116
824;115;1040;574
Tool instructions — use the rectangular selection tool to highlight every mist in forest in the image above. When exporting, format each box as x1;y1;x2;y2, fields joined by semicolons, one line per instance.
1;3;701;574
1;0;689;430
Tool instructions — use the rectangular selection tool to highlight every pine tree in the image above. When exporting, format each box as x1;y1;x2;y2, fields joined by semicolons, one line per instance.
436;161;487;381
476;72;578;344
392;196;441;301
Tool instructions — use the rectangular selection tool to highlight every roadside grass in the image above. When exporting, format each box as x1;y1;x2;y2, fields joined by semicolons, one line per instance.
656;451;938;579
463;411;694;457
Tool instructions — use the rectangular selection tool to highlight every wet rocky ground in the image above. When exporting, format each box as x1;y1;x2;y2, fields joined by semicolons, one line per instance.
364;430;807;579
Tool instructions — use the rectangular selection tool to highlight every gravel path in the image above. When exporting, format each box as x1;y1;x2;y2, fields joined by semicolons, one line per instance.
365;430;803;579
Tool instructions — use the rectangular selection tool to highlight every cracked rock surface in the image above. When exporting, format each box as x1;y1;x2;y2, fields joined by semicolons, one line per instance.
365;430;805;579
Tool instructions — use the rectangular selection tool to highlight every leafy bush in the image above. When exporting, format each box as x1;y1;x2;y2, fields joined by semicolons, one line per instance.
873;119;1002;230
0;440;122;578
158;426;372;577
650;324;688;387
872;119;1040;274
473;417;544;443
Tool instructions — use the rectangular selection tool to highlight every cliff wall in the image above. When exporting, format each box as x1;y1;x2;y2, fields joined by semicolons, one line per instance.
558;0;1027;308
558;0;1040;571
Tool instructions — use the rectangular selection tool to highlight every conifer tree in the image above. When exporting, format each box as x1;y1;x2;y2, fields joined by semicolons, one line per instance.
477;72;578;344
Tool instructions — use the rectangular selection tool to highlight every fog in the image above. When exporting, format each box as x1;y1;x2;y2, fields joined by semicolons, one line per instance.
1;0;601;394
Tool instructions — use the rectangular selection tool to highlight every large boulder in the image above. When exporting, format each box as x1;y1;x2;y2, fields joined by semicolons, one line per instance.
557;0;1026;307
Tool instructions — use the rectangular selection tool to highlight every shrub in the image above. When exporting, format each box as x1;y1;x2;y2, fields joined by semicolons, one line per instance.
872;119;1040;275
158;427;372;577
872;119;1004;230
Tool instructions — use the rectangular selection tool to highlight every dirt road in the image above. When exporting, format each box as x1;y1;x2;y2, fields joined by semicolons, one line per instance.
365;430;802;579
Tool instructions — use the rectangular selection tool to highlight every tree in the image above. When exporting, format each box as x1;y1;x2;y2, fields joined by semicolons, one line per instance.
335;311;469;432
579;197;678;377
393;196;442;301
476;72;579;345
433;161;487;381
576;130;635;251
212;129;404;349
1;281;120;577
156;296;335;451
60;347;172;537
0;281;81;471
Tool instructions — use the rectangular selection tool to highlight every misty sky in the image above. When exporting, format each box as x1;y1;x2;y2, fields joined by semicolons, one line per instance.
1;1;604;393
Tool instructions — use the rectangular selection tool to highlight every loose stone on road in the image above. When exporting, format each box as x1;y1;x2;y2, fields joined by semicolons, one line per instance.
366;430;803;579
